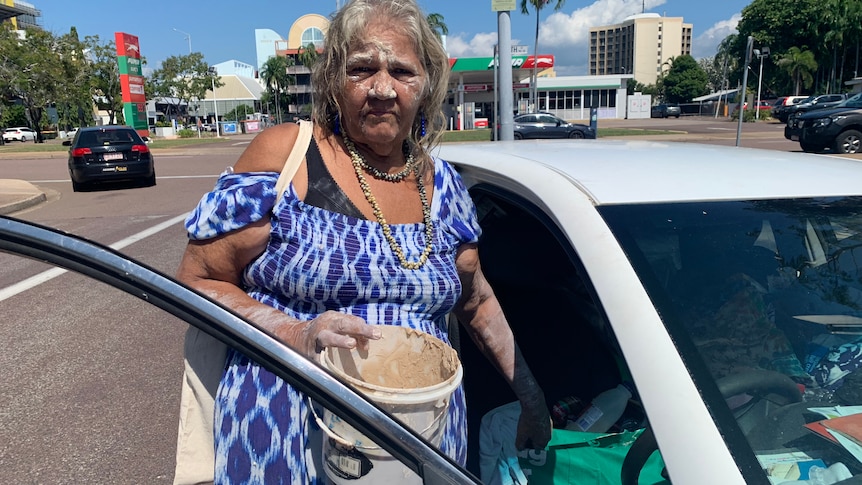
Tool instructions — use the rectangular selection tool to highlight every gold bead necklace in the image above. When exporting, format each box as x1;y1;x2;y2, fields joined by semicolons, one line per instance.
343;134;434;270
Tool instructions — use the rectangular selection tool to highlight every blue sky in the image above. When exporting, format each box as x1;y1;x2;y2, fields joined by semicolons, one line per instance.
33;0;748;75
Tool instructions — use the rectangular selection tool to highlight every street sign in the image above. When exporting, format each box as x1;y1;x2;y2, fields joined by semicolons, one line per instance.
491;0;516;11
511;45;529;55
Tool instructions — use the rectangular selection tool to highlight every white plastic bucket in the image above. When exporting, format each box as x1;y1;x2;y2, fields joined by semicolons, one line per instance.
318;325;462;484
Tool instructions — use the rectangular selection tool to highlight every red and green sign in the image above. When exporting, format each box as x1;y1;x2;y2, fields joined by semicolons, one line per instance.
449;55;555;72
115;32;148;135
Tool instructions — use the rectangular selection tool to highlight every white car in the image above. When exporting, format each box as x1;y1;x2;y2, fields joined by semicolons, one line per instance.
3;140;862;484
3;126;36;142
439;140;862;485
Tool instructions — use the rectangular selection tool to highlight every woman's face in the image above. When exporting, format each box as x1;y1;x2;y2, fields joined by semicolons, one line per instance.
340;20;427;151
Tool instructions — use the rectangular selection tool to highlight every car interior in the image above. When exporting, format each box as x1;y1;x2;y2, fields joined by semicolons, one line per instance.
455;186;644;479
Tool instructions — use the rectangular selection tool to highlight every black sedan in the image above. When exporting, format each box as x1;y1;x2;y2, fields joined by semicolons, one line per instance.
501;113;596;140
64;125;156;192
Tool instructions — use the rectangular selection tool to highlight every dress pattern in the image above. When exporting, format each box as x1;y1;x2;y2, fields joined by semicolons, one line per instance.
185;157;481;484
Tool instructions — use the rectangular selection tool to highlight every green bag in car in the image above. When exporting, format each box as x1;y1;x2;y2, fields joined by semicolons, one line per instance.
518;428;669;485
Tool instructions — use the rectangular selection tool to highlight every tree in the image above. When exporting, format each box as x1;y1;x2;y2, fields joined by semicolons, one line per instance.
147;53;219;124
520;0;566;111
83;35;123;125
777;47;818;95
0;26;63;142
661;55;709;103
426;13;449;41
54;27;92;131
260;55;292;124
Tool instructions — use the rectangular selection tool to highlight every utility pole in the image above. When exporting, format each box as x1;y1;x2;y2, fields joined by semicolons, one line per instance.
172;28;192;54
736;36;753;147
495;1;515;141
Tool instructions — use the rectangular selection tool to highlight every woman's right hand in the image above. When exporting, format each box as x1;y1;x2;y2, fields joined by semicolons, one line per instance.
274;310;383;357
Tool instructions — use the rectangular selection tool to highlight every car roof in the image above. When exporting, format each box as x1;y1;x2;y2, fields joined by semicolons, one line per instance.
78;125;136;132
438;140;862;205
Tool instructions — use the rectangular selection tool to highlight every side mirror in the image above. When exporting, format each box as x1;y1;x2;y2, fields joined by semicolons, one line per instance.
62;140;71;146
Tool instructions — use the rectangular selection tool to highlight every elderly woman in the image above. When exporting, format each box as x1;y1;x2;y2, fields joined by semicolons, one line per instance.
176;0;550;482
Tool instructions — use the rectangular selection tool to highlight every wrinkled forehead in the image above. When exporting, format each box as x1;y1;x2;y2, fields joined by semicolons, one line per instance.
347;17;418;59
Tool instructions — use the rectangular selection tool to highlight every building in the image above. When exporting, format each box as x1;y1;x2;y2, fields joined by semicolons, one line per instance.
589;13;692;85
0;0;40;30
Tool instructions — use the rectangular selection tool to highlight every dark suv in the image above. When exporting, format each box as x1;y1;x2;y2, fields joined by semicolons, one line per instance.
795;92;862;153
63;125;155;191
650;103;681;118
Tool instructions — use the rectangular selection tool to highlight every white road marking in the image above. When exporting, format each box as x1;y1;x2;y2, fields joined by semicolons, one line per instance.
0;213;189;302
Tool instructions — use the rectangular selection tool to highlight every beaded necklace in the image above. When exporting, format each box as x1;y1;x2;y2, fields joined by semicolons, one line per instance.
343;134;434;270
342;136;415;182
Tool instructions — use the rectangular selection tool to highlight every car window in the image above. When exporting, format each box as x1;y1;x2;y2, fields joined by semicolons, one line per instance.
518;115;537;123
537;115;559;124
601;198;862;484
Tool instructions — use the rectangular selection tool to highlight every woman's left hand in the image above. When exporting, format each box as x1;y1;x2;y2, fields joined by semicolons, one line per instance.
515;400;552;451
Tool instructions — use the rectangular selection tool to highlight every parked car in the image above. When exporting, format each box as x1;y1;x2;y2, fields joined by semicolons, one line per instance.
5;140;862;484
2;126;37;142
792;92;862;153
779;94;848;123
63;125;156;191
785;94;847;122
200;123;217;133
496;113;596;140
650;103;681;118
771;96;811;122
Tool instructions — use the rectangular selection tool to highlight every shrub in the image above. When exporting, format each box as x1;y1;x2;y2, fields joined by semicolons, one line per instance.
177;129;197;138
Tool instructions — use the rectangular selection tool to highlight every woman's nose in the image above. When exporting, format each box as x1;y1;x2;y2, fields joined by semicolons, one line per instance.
368;72;397;100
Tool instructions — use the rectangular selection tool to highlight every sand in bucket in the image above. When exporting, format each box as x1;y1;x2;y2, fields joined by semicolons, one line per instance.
318;325;462;484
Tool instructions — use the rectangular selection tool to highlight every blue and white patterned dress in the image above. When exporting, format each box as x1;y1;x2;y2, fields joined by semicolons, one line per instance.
185;156;481;484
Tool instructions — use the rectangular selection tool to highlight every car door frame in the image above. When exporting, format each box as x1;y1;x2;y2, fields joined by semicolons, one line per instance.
0;215;480;485
441;142;751;485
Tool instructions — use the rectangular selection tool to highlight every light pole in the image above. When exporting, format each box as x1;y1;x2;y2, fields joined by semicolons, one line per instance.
754;46;770;121
736;36;753;147
172;28;192;54
209;67;220;137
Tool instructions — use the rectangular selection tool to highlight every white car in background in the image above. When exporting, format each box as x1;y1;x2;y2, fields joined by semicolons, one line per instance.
2;127;36;142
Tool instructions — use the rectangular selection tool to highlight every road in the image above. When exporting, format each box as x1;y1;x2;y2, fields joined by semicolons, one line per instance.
0;118;841;482
0;139;248;483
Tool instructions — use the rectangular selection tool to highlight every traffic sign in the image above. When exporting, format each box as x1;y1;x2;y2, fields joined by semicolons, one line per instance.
491;0;516;11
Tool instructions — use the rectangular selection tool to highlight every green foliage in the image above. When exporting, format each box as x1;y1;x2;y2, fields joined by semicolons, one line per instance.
177;128;197;138
1;104;28;127
426;13;448;40
148;53;222;123
661;55;709;103
260;55;293;124
221;104;254;121
732;0;862;96
731;108;758;122
83;35;123;125
776;47;818;95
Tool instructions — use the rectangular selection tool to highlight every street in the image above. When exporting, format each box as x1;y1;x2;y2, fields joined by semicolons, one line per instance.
0;118;851;483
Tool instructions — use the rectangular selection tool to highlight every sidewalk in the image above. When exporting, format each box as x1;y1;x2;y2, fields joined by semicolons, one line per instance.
0;178;46;216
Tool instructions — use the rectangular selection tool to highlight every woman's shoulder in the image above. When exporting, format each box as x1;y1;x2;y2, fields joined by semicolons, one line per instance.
232;122;303;173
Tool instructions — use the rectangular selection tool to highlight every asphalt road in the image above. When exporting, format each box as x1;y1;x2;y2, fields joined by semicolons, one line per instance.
0;117;852;483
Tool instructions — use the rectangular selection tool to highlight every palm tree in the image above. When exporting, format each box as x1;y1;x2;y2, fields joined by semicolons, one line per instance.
260;55;291;124
297;43;320;115
777;47;818;95
520;0;566;112
426;13;449;42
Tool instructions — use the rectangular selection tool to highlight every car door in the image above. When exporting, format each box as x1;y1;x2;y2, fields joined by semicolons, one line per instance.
537;114;565;138
0;216;480;485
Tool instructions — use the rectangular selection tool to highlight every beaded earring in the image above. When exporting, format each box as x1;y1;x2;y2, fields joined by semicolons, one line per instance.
333;113;341;135
420;113;426;137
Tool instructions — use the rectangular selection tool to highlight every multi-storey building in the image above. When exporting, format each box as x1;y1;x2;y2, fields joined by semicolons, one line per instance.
0;0;40;30
589;13;691;85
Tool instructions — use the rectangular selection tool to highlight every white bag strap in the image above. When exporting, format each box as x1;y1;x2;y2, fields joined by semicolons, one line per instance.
275;120;313;204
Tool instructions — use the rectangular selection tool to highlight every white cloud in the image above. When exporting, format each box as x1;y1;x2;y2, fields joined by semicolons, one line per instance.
445;32;510;58
692;13;741;59
538;0;668;74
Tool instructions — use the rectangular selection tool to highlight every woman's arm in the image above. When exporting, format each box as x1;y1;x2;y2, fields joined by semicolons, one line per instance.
453;243;552;450
176;124;380;357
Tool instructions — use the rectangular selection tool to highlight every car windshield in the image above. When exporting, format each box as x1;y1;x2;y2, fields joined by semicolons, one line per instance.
601;198;862;483
837;93;862;109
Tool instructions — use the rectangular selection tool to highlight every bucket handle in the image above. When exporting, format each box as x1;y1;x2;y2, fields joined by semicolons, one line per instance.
307;396;449;451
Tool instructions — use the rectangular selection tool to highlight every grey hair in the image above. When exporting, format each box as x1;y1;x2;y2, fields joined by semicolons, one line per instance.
311;0;450;163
